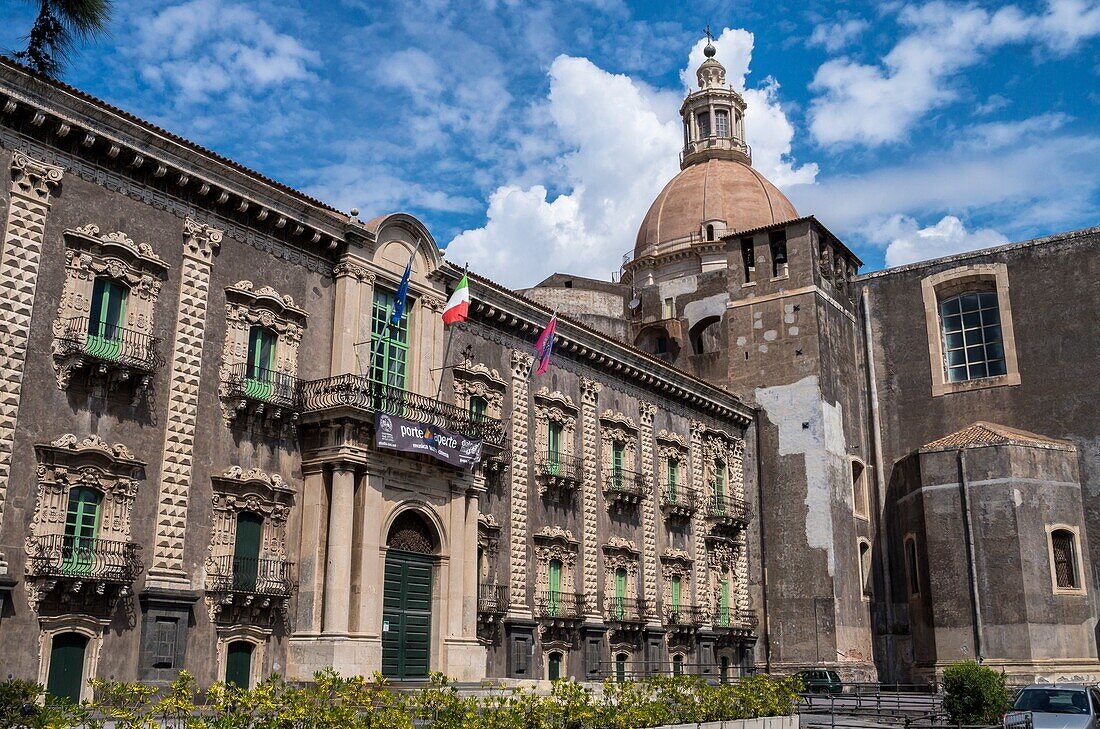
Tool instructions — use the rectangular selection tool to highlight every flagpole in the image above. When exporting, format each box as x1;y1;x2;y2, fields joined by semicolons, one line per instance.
435;264;468;400
371;238;421;396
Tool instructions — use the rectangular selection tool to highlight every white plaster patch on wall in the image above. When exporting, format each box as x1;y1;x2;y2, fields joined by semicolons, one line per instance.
755;375;847;577
736;336;747;346
763;330;778;342
758;344;768;353
789;326;799;336
657;275;700;299
683;292;729;323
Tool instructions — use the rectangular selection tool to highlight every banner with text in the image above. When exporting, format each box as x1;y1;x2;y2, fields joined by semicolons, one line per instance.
374;412;483;469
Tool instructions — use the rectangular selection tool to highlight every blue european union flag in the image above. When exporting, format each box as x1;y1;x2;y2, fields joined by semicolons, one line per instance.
391;254;413;326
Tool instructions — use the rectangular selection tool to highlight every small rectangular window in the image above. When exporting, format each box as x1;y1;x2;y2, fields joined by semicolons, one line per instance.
469;395;488;422
697;111;711;138
153;617;178;669
715;110;729;137
769;232;788;278
939;291;1006;383
1052;529;1079;590
662;298;674;319
741;238;755;283
905;538;920;596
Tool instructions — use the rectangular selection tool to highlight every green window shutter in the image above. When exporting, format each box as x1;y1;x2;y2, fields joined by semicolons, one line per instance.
225;641;254;688
370;288;409;391
233;512;263;591
547;422;562;474
548;653;561;681
668;459;678;500
548;559;562;616
671;576;681;610
86;278;127;360
469;396;487;421
47;633;88;703
720;579;730;626
64;487;102;576
245;327;277;401
615;568;627;619
714;460;726;511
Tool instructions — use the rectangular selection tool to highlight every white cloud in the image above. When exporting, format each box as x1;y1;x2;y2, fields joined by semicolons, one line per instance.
807;0;1100;147
130;0;319;104
808;19;870;52
448;31;816;287
880;215;1009;267
304;163;480;217
958;113;1069;150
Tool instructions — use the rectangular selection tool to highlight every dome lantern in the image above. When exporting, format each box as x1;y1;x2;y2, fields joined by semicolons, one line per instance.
680;38;750;169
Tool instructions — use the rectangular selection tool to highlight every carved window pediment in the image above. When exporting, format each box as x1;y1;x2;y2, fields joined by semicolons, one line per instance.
657;429;688;449
534;388;577;414
600;410;637;432
454;361;507;420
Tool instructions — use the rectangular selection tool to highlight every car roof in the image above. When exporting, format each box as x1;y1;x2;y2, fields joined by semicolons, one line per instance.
1020;684;1090;690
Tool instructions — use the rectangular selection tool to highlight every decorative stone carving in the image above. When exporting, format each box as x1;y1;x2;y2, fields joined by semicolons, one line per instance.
25;434;145;614
51;225;170;398
204;466;296;625
660;550;694;608
534;388;579;496
533;527;579;595
508;350;534;612
603;539;640;609
477;512;502;557
579;377;601;610
219;280;308;430
0;152;62;574
599;409;640;508
453;361;507;420
690;421;708;611
147;219;222;590
332;262;375;283
638;402;658;618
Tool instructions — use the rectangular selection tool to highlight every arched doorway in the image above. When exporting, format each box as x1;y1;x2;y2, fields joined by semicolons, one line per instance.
225;641;254;688
382;510;437;680
46;632;88;703
615;652;628;682
548;651;562;681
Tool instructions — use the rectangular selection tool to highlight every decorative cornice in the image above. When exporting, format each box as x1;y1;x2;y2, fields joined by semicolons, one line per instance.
603;537;640;555
66;224;168;272
225;280;308;321
453;360;507;388
656;429;688;448
600;409;637;431
45;433;138;462
534;388;577;412
9;150;62;201
533;526;578;545
183;218;222;264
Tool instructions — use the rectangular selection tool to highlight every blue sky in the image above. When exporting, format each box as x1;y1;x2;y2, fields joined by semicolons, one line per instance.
1;0;1098;286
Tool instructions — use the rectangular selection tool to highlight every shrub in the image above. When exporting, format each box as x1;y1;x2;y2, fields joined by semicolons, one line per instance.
942;660;1010;725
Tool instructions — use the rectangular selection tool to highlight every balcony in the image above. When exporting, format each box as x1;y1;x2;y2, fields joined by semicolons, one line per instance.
602;469;646;506
52;317;162;399
604;596;650;628
661;484;698;518
663;604;706;631
220;364;302;426
204;555;295;625
535;451;583;494
713;607;759;634
534;590;587;623
477;584;508;619
298;375;506;448
25;534;142;614
705;495;751;529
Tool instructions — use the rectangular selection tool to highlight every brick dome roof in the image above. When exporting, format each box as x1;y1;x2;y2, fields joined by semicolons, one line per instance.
634;158;798;260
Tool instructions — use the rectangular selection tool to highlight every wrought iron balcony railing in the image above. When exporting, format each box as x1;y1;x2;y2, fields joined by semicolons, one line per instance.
477;584;508;615
54;317;162;373
705;495;750;525
205;555;295;597
713;607;759;631
221;363;301;411
25;533;142;583
661;483;699;516
536;451;583;484
663;604;706;628
604;596;649;624
298;375;507;447
534;590;587;620
602;469;646;502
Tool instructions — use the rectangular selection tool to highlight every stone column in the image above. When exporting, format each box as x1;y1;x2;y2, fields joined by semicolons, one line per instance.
323;466;356;634
0;152;62;574
446;483;467;638
464;486;480;636
146;219;221;589
690;420;708;615
330;261;373;376
579;378;601;617
353;469;384;635
639;402;658;623
295;465;328;634
508;350;534;615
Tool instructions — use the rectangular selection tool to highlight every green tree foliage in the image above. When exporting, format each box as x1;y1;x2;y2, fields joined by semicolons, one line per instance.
13;0;111;78
942;660;1011;725
0;670;801;729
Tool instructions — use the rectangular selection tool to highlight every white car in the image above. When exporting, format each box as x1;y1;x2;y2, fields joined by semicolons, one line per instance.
1005;684;1100;729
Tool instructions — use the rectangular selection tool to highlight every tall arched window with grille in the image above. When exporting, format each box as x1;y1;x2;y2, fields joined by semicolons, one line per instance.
1049;527;1083;593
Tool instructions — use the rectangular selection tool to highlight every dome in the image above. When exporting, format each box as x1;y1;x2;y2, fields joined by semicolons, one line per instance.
634;158;798;259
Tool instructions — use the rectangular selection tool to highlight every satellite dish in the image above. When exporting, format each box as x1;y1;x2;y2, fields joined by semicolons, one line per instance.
628;298;641;310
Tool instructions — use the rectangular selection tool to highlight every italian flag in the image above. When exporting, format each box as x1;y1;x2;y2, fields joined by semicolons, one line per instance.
442;273;470;325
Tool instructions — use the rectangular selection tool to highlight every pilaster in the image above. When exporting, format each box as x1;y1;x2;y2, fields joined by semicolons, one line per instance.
295;465;328;634
690;420;708;612
323;466;356;634
146;219;221;589
508;350;534;615
0;152;62;574
580;377;602;616
638;401;658;624
330;260;374;376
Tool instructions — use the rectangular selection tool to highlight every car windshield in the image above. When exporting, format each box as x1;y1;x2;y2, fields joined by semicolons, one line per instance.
826;671;841;682
1014;688;1090;715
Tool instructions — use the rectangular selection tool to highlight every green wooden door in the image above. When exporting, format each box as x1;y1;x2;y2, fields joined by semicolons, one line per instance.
671;575;682;617
225;641;253;688
612;442;625;489
233;512;263;591
614;568;627;619
548;559;562;617
245;326;277;401
46;633;87;703
547;422;562;474
63;487;101;575
667;459;678;501
672;654;683;676
714;460;726;512
719;579;731;627
615;654;627;682
548;652;561;681
382;551;433;680
86;278;127;360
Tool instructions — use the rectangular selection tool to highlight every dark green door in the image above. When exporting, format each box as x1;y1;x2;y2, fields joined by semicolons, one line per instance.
548;652;561;681
233;512;263;591
382;551;433;679
225;641;253;688
46;633;87;703
245;327;277;400
63;487;101;575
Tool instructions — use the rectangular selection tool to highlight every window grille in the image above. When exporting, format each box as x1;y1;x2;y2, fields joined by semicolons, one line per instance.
939;291;1006;382
697;112;711;138
1052;530;1078;589
153;617;178;669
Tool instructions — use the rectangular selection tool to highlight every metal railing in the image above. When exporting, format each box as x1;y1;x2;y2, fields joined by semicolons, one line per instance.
477;584;508;615
53;316;162;373
602;468;645;498
298;375;507;447
534;590;587;619
660;483;698;514
25;533;142;582
205;555;295;597
594;660;757;682
221;363;301;410
535;451;583;483
706;495;750;524
663;603;706;628
603;596;649;623
713;607;758;630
